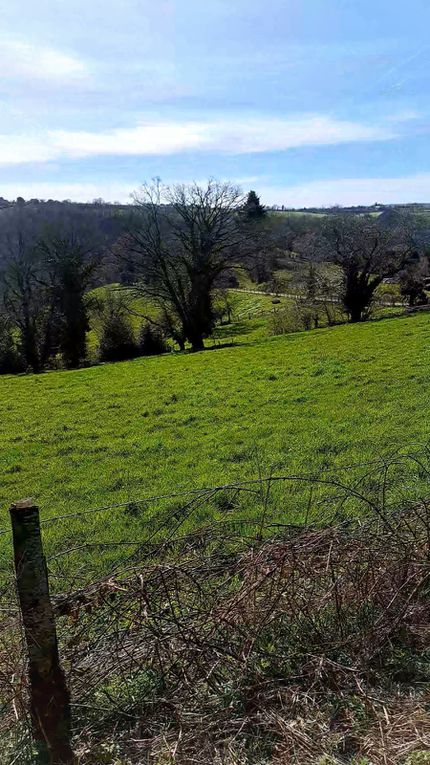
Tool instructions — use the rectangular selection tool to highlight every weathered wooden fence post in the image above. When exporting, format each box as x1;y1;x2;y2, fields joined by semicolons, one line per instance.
9;499;74;765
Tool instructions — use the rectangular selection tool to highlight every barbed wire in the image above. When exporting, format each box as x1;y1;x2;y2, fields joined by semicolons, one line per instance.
0;446;427;546
1;448;430;764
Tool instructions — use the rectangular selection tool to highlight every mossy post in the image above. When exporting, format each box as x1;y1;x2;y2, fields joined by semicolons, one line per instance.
9;499;74;765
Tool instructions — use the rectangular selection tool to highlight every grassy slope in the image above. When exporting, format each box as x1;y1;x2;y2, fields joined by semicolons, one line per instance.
1;312;429;535
213;291;278;345
88;285;279;353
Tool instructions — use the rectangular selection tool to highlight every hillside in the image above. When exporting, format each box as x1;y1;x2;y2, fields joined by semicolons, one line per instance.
1;279;430;765
1;312;429;566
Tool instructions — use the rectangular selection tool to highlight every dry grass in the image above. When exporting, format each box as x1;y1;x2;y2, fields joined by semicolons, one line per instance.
2;461;430;764
66;505;430;762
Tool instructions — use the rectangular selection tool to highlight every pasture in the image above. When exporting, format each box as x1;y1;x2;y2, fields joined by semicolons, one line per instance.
0;311;429;575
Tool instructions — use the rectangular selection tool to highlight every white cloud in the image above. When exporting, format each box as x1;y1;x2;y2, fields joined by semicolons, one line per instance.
0;182;133;203
0;38;87;82
0;113;397;165
203;115;393;153
0;134;57;164
258;173;430;207
3;173;430;208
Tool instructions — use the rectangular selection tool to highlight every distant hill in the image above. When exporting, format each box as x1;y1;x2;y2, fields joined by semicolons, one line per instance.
0;198;131;281
270;202;430;216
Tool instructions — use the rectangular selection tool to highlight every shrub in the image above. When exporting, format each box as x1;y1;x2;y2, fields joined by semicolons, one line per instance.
269;305;296;336
0;316;24;374
98;293;139;362
138;323;169;356
100;314;139;362
269;302;318;335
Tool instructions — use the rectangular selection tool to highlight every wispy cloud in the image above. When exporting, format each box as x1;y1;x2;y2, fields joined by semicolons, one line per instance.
0;38;88;82
0;113;399;165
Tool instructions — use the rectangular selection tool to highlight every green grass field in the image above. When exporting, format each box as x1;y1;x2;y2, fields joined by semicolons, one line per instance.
87;278;404;359
0;311;429;574
88;285;280;353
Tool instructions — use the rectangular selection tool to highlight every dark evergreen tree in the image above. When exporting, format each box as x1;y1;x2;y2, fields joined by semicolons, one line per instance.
38;233;100;368
244;190;266;219
1;231;45;373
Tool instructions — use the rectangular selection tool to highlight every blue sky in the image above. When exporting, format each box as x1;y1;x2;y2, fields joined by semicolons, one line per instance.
0;0;429;206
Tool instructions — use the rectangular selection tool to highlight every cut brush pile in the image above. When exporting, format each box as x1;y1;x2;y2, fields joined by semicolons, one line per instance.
59;504;430;762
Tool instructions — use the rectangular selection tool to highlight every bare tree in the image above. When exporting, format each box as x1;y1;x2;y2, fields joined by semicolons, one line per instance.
119;180;246;351
313;215;416;322
0;210;102;372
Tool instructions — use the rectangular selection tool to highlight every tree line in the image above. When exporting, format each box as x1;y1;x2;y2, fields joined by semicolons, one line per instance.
0;180;428;374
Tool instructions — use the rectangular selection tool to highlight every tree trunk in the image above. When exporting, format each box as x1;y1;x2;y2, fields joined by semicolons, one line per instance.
348;307;363;323
191;337;205;352
22;317;40;373
25;335;40;373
